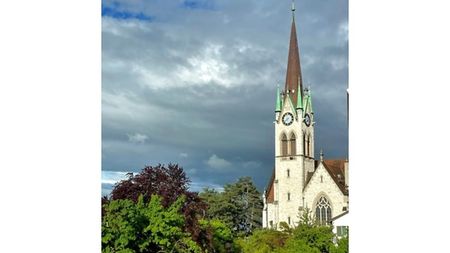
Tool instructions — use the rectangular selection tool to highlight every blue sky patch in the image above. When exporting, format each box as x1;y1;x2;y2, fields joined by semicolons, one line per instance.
102;2;152;21
182;0;215;10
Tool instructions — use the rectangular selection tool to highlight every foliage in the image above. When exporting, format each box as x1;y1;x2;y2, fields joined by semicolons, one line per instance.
199;219;237;253
289;208;336;253
235;229;290;253
102;194;201;253
200;177;263;235
330;233;349;253
109;164;208;245
237;208;348;253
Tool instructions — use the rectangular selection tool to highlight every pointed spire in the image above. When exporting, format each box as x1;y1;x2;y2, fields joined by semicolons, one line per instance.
296;77;303;110
285;1;303;107
275;85;282;112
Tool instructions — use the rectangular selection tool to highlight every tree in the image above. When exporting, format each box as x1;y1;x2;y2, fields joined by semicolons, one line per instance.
280;208;336;253
199;219;237;253
235;229;290;253
102;195;201;253
109;164;208;245
200;177;263;235
223;177;264;234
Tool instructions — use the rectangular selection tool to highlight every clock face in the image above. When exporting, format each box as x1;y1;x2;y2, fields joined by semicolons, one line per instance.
282;113;294;126
304;113;311;126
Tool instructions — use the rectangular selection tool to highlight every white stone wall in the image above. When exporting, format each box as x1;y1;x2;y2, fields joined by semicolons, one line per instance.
303;163;347;219
270;95;311;228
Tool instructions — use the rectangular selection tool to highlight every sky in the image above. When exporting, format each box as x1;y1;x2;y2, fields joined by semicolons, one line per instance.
101;0;348;196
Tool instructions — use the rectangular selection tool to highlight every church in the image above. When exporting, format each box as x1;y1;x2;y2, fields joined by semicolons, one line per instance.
262;4;349;229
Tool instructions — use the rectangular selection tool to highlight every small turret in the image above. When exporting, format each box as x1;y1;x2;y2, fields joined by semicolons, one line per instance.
275;85;282;120
308;88;314;114
275;85;282;112
296;78;303;118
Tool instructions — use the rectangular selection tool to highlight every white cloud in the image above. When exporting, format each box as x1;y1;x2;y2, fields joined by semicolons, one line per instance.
189;181;224;192
127;133;148;144
176;44;239;88
180;152;189;158
205;154;232;170
101;171;130;185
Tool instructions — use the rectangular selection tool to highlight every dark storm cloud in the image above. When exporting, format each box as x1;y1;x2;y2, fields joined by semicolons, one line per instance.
102;0;348;193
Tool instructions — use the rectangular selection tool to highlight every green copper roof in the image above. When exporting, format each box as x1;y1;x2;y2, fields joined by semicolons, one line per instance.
308;89;314;113
286;94;297;116
296;82;303;109
275;86;282;112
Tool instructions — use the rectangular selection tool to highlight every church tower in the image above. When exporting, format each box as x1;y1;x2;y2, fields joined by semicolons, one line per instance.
263;1;316;228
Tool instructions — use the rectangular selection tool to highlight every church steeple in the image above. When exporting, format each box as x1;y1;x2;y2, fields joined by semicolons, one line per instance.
285;0;303;106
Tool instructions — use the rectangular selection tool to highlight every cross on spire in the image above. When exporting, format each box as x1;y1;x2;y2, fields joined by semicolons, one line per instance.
291;0;296;18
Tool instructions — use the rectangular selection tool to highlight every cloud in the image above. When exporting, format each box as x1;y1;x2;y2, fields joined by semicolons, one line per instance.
102;0;348;191
127;133;148;144
189;181;224;192
205;154;232;170
101;170;130;196
101;170;129;184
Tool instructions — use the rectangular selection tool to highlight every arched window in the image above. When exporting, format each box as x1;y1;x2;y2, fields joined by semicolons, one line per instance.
289;132;296;155
281;133;288;156
315;196;332;225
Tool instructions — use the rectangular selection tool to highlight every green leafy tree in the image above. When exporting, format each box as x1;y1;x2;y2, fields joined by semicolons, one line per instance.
281;208;336;253
109;164;208;245
200;177;263;235
330;232;349;253
199;219;237;253
102;194;201;253
235;229;290;253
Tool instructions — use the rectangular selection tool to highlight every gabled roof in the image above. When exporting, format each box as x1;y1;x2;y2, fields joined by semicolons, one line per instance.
322;160;348;195
305;159;348;196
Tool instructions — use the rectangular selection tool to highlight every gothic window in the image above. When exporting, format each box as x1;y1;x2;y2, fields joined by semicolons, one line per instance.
315;196;332;225
287;192;291;201
287;169;290;178
288;216;291;225
321;175;323;183
281;133;288;156
289;132;296;155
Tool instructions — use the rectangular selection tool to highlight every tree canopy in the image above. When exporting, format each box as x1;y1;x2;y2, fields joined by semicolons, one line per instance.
199;177;263;236
108;164;208;245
